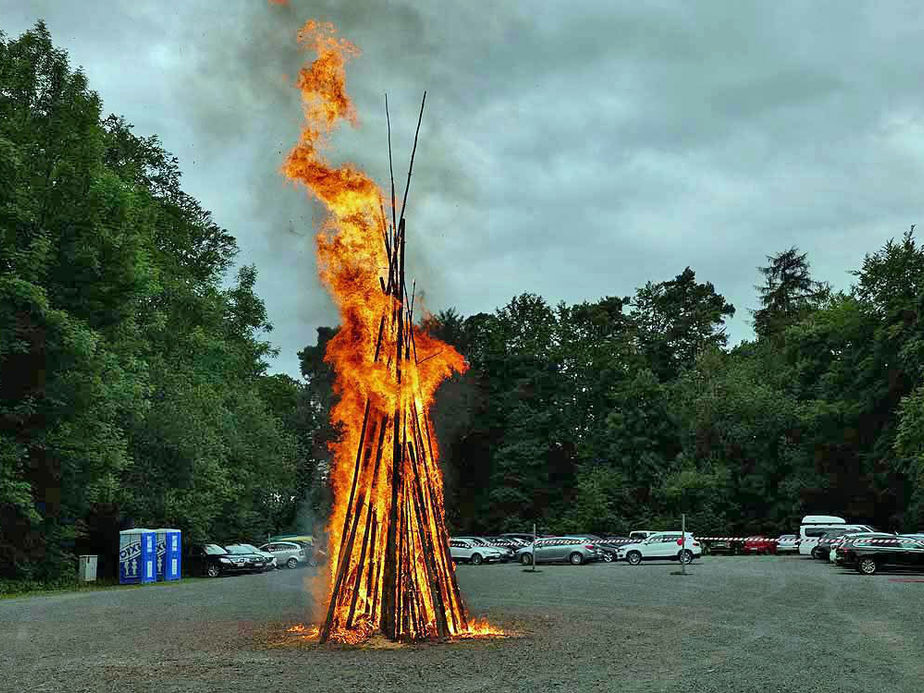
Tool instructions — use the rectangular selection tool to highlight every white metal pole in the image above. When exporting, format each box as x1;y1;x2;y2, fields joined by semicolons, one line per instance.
681;513;687;575
532;522;537;572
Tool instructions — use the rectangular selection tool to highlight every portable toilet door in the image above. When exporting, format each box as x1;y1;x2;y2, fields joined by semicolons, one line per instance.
154;528;182;581
155;529;166;581
141;530;157;583
119;529;157;584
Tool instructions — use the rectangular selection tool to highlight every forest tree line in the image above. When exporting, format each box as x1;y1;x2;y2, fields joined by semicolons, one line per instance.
2;24;924;583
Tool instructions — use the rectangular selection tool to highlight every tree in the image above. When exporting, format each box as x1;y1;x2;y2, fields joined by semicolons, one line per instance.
631;267;735;381
0;23;299;579
753;247;829;339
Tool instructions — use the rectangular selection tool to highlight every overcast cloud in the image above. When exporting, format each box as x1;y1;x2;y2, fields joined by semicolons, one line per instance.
3;1;924;377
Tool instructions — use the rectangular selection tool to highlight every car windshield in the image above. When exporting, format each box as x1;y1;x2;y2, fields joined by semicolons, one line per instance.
240;544;261;552
203;544;226;555
225;545;253;555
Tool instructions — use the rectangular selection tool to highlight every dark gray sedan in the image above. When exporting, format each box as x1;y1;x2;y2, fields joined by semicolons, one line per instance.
516;537;600;566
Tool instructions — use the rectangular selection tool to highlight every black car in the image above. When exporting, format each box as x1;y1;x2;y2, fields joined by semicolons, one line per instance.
832;533;896;566
499;533;540;544
812;528;863;560
185;543;271;578
582;535;620;563
702;540;739;555
847;536;924;575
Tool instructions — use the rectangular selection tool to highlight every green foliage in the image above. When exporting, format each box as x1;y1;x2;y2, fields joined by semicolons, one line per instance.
0;24;301;580
631;267;735;381
753;247;829;339
5;22;924;585
423;230;924;537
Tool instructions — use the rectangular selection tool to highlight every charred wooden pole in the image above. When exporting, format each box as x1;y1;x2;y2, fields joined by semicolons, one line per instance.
318;93;469;644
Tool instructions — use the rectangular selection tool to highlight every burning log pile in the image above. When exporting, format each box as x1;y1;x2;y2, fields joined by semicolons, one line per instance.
282;20;492;644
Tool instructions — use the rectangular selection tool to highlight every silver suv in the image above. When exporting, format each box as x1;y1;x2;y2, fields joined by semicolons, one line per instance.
258;541;307;569
516;536;600;566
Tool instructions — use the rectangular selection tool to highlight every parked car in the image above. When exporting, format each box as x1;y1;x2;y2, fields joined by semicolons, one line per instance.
775;535;800;553
516;537;599;566
486;536;530;553
602;535;632;545
185;543;269;577
223;544;275;573
702;539;738;555
449;538;504;565
238;543;277;570
499;533;542;544
742;537;777;555
259;540;308;569
628;530;658;542
811;528;875;560
617;532;701;565
185;543;231;578
798;516;875;556
832;533;896;566
845;536;924;575
456;536;515;562
580;535;618;562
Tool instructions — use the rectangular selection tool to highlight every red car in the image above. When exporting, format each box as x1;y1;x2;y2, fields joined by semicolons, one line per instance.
741;536;777;555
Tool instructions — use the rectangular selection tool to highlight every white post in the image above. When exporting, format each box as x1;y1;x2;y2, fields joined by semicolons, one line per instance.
532;522;537;572
681;513;687;575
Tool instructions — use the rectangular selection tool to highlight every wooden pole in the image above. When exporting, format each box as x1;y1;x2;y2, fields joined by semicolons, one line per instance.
398;91;427;225
386;93;398;236
319;400;372;643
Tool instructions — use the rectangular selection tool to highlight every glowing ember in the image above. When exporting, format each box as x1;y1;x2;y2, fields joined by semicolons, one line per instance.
286;624;321;639
456;618;509;639
281;20;500;644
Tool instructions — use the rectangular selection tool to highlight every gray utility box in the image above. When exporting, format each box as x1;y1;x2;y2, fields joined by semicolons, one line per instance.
78;554;98;582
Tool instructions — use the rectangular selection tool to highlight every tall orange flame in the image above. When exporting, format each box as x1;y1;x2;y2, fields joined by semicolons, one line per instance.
282;20;472;643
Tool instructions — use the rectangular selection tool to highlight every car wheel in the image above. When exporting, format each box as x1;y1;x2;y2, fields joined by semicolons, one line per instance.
626;551;642;566
811;547;822;559
206;564;221;578
678;549;693;564
471;553;483;566
602;552;614;563
520;553;533;566
569;552;584;566
286;557;298;569
857;557;878;575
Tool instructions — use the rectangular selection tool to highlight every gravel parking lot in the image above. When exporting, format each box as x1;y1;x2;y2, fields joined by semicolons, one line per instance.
2;556;922;693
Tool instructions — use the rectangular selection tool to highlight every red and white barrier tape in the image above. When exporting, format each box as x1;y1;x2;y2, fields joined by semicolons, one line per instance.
694;537;794;543
694;536;921;546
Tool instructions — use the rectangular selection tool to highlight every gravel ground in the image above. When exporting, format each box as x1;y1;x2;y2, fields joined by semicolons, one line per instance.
1;556;922;692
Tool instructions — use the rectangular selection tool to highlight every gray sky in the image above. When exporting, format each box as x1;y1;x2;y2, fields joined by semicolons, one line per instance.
3;1;923;378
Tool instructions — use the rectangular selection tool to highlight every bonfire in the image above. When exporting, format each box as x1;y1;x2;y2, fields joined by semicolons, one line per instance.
282;20;494;644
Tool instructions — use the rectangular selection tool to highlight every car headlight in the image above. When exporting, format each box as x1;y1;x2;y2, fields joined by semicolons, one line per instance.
219;558;232;564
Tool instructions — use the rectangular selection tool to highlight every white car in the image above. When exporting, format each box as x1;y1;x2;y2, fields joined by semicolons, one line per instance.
617;531;701;565
628;530;658;541
455;536;515;562
258;541;308;569
449;538;504;565
775;535;800;553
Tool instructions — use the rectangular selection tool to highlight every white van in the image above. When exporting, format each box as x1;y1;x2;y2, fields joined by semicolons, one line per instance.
797;515;874;555
629;530;657;541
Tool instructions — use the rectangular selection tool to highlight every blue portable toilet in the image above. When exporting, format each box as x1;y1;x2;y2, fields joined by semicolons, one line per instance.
119;529;157;584
154;528;182;581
